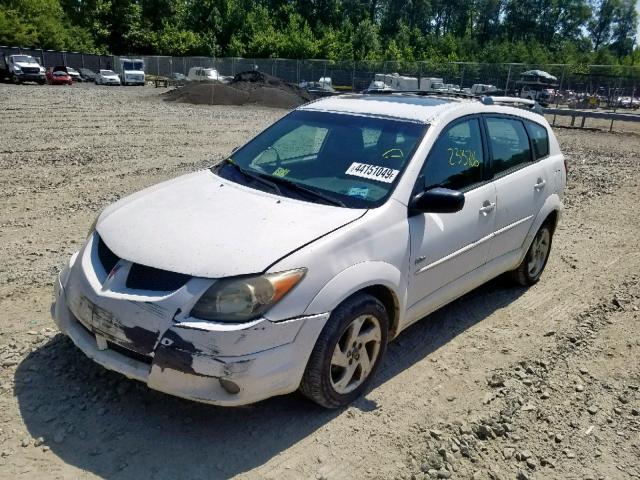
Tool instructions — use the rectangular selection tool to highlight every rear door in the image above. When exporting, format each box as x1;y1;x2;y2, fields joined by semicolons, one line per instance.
407;116;497;307
483;115;549;262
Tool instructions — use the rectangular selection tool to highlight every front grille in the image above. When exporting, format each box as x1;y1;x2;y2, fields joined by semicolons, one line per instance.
97;236;119;274
96;235;191;292
22;67;40;74
126;263;191;291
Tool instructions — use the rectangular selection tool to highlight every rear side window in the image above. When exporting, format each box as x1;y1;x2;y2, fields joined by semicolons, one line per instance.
420;118;484;191
525;121;549;159
486;117;532;176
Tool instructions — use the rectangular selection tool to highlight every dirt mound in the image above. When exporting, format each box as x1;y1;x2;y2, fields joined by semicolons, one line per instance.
163;70;315;109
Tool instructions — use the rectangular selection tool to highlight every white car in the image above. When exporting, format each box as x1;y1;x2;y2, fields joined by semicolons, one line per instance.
66;66;81;82
187;67;221;81
52;93;566;408
95;70;121;86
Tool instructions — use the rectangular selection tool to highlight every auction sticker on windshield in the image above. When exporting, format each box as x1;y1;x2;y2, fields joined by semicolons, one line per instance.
345;162;399;184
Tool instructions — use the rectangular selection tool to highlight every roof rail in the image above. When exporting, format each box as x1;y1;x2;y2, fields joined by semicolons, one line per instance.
361;89;544;115
481;96;544;114
362;89;478;100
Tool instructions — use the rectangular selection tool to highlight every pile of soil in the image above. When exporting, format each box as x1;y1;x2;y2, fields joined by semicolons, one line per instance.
163;70;315;109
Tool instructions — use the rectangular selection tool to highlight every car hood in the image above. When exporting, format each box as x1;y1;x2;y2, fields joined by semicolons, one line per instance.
97;169;366;278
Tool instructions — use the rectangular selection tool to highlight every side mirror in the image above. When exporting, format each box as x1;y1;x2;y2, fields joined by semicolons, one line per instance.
409;187;465;215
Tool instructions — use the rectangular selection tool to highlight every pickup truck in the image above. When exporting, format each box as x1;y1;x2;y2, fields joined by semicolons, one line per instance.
0;54;46;84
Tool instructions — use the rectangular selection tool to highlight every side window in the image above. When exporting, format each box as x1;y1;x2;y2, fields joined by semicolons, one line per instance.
485;117;532;176
420;118;484;191
525;121;549;159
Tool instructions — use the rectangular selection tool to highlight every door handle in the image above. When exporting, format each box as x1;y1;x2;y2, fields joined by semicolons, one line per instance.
479;201;495;215
534;178;546;190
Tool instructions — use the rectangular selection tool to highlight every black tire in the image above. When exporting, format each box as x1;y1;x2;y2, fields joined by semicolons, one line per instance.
510;222;554;286
300;293;389;408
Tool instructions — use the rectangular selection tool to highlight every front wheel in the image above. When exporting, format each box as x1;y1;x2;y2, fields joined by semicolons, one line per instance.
510;223;553;286
300;293;388;408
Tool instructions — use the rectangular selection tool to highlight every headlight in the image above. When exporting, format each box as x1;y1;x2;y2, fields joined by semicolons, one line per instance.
12;65;21;72
191;268;307;323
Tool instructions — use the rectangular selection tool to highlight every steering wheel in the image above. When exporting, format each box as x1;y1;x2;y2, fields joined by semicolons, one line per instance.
382;148;404;161
265;145;282;163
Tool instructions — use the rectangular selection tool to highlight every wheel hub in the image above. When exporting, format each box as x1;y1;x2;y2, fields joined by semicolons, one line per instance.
330;315;382;395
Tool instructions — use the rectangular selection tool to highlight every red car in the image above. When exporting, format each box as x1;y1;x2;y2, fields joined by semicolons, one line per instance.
46;67;73;85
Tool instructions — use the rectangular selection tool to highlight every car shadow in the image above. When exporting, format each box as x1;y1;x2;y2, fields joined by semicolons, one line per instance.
15;276;525;479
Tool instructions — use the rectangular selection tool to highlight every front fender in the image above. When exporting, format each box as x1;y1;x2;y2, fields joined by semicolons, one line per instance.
304;261;406;328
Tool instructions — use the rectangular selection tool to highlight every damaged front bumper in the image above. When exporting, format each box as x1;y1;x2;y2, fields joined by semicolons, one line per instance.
51;254;329;406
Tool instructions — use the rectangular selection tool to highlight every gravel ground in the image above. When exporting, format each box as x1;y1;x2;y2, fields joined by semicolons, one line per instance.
0;83;639;480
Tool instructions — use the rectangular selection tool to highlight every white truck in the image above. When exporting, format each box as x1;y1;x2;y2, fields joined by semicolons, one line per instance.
0;54;46;84
462;84;499;95
419;77;446;92
369;73;419;91
120;58;145;86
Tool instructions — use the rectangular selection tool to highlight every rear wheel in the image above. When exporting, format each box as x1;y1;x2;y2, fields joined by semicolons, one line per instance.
300;293;388;408
510;223;553;286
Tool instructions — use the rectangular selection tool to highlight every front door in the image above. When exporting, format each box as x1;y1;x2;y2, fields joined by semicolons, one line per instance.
407;117;497;311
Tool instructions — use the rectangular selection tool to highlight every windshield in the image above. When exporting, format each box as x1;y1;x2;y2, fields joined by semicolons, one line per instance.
216;110;427;208
123;61;144;71
13;55;36;63
101;70;116;75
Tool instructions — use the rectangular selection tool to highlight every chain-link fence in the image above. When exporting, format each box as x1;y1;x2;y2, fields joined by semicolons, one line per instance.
2;46;639;107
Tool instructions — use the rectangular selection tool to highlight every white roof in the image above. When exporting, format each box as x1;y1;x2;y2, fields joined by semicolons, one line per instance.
299;93;547;127
300;94;473;124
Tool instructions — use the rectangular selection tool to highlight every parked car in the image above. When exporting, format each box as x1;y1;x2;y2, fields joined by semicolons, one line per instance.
302;81;338;96
187;67;221;81
463;84;499;95
66;66;81;82
46;67;73;85
53;93;566;408
520;85;553;106
615;96;640;109
170;72;187;86
0;54;46;84
79;68;97;82
95;70;121;85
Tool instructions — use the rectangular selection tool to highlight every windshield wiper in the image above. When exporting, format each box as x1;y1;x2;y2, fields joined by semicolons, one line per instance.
219;159;282;195
256;173;346;207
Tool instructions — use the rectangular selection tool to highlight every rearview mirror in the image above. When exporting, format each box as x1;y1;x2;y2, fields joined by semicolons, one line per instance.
409;187;465;215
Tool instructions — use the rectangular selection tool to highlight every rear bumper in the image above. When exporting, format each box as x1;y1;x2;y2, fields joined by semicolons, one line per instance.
52;272;329;406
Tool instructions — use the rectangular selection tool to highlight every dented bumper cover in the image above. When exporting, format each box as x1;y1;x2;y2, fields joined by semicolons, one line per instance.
51;247;329;406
